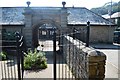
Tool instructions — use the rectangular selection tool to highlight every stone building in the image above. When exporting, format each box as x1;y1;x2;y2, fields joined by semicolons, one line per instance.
0;7;116;48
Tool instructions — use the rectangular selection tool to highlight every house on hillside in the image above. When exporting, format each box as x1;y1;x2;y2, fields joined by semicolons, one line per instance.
0;7;117;47
111;12;120;26
102;12;120;25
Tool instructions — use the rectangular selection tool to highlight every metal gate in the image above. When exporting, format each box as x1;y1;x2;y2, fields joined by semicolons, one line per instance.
0;32;25;80
53;21;90;79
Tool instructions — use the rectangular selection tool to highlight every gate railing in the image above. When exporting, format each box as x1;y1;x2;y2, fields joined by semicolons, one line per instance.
0;32;26;80
54;26;106;79
16;32;25;80
63;35;88;79
53;27;89;79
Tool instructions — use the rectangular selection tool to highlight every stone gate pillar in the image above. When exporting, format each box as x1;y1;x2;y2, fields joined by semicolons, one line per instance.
60;7;68;32
59;6;68;53
23;7;33;48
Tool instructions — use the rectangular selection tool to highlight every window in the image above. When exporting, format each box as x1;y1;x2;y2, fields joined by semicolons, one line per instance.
42;31;46;35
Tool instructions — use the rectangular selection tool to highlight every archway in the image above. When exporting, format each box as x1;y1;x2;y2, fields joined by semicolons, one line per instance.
32;20;60;48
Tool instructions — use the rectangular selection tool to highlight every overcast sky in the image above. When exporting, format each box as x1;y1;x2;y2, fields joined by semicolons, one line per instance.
0;0;119;9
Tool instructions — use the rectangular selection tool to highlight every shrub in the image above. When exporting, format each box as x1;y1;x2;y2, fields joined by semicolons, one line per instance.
0;51;7;60
24;49;47;70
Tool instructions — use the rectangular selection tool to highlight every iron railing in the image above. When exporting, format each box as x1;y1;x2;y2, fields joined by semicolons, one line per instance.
0;32;26;80
53;25;90;80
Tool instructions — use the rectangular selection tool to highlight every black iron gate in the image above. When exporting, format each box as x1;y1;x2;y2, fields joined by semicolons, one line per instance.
53;22;90;79
0;32;25;80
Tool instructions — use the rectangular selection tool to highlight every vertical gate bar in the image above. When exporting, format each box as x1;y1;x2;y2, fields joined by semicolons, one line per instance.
86;21;90;47
7;57;10;79
75;29;77;78
62;33;64;79
1;60;4;79
13;55;16;80
21;51;24;80
58;32;61;79
53;29;56;80
20;37;24;80
3;60;6;79
75;36;77;78
16;35;21;80
58;36;60;79
65;32;67;79
78;40;80;78
72;28;75;79
68;35;70;79
10;59;13;79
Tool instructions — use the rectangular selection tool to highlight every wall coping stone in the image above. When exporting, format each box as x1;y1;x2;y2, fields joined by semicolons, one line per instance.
65;35;106;61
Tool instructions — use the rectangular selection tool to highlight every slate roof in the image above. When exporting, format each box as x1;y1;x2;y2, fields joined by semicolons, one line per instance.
67;7;112;25
0;7;24;25
0;7;114;25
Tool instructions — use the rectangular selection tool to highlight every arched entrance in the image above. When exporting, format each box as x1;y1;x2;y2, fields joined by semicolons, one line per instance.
32;20;60;48
38;23;56;40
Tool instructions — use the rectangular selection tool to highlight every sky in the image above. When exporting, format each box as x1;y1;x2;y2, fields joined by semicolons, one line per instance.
0;0;120;9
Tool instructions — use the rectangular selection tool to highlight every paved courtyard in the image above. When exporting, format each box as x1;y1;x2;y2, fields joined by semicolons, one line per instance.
24;40;73;79
1;41;119;79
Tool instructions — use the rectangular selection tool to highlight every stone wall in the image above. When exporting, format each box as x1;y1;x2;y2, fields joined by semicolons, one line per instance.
67;25;116;43
62;36;106;79
23;7;68;48
90;25;115;43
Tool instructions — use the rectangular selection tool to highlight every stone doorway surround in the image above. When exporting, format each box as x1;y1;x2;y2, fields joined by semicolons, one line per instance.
23;7;68;48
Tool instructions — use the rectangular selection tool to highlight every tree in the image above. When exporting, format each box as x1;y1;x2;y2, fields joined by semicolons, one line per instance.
91;1;120;15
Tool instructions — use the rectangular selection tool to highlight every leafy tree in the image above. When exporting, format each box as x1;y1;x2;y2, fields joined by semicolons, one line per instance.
91;1;120;15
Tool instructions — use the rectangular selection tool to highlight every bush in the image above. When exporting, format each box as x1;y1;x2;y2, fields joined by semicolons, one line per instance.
0;51;7;60
24;49;47;70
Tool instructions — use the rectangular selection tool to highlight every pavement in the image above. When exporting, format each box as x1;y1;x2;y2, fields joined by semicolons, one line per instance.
1;41;119;79
24;40;73;79
24;42;120;79
90;43;120;79
90;43;120;49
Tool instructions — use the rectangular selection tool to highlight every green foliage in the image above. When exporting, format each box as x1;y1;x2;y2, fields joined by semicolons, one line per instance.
0;51;7;60
91;1;120;15
91;7;108;15
24;49;47;70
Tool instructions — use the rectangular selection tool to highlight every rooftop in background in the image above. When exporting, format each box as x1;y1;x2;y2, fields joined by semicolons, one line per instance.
111;12;120;18
0;7;115;25
102;12;120;19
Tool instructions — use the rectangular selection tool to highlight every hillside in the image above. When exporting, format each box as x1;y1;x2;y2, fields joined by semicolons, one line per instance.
91;1;120;15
